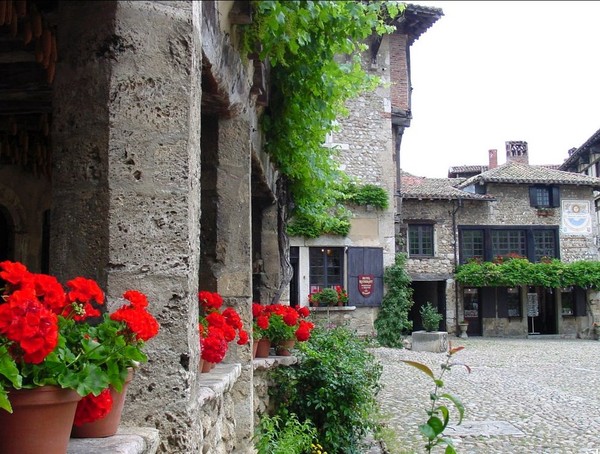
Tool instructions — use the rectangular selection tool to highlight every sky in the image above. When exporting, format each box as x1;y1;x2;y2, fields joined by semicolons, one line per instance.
400;1;600;178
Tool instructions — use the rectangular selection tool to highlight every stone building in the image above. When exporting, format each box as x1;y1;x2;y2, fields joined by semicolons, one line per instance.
289;4;443;334
400;142;600;338
0;0;445;452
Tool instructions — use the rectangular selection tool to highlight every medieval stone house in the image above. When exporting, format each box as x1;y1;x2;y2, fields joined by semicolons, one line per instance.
288;4;443;334
400;142;600;338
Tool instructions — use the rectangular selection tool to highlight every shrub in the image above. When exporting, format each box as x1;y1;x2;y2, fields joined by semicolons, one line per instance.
374;253;414;347
420;302;443;332
254;411;317;454
269;326;382;454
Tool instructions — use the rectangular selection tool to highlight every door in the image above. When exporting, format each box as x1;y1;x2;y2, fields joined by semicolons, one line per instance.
463;287;482;336
527;287;556;334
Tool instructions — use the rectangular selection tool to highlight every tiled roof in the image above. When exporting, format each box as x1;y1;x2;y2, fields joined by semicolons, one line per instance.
559;127;600;171
399;4;444;46
457;161;600;189
401;174;494;201
448;165;488;173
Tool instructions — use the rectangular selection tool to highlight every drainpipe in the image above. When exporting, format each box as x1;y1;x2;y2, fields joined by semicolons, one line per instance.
452;198;463;332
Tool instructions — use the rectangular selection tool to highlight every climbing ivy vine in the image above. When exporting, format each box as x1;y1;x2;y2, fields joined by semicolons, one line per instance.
244;1;402;235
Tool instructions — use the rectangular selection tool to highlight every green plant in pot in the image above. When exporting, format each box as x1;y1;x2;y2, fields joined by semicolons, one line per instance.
312;288;339;307
420;302;443;332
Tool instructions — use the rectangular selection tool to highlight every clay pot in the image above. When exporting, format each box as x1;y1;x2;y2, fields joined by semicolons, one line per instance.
201;360;216;373
276;339;296;356
255;338;271;358
71;368;135;438
0;386;81;454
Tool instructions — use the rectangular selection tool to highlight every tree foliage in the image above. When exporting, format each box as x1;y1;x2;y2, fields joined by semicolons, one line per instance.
374;253;414;347
244;1;402;226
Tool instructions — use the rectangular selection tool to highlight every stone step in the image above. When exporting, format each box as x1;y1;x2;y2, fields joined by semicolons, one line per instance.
67;427;160;454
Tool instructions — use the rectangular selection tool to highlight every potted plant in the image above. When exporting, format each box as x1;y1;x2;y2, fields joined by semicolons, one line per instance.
420;302;443;332
309;286;349;307
0;260;160;452
198;290;249;372
252;303;314;356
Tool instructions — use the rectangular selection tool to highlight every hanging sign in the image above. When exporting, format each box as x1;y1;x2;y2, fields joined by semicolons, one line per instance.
358;274;374;297
527;293;539;317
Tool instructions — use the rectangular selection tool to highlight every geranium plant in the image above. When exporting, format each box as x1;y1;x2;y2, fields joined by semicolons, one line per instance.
252;303;314;343
0;260;160;416
198;290;249;364
308;286;348;306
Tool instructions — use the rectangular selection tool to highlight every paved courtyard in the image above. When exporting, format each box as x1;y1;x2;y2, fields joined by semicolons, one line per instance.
374;337;600;454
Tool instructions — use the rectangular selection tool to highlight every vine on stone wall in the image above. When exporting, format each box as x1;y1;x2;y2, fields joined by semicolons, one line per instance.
244;1;402;236
456;258;600;289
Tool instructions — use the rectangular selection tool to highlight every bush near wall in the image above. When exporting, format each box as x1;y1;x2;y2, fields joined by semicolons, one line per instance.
266;326;382;454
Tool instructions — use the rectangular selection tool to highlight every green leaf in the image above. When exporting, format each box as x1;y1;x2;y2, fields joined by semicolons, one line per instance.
440;393;465;424
0;346;22;389
402;360;434;379
418;422;437;441
426;416;445;436
0;387;12;413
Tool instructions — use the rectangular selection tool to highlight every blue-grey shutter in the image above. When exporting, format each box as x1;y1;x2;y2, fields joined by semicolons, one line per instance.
529;187;537;207
551;187;561;208
347;247;384;307
574;287;587;316
481;287;496;318
497;287;509;318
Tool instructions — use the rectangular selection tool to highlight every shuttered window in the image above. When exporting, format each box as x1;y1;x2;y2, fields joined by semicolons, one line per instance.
347;247;384;307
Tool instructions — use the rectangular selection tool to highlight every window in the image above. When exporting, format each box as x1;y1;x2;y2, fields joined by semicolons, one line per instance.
459;226;559;263
309;247;344;290
533;230;556;261
491;230;526;258
529;186;560;208
561;287;574;315
460;230;484;262
506;287;521;317
408;224;434;256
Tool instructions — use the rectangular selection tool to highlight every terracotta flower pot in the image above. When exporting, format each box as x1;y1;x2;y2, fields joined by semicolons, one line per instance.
0;386;81;454
276;339;296;356
255;338;271;358
71;368;135;438
201;360;216;373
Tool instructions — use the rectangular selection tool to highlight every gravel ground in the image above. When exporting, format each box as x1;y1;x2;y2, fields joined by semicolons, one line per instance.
374;337;600;454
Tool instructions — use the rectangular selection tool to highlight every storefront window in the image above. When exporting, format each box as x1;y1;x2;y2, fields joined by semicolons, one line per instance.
561;287;574;315
507;287;521;317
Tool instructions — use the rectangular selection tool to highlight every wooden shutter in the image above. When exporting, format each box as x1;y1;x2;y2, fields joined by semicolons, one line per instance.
481;287;496;318
574;287;587;316
496;287;509;318
551;187;561;208
347;247;384;307
529;187;538;207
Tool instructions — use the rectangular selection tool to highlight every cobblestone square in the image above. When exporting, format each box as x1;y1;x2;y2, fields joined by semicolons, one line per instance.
375;337;600;454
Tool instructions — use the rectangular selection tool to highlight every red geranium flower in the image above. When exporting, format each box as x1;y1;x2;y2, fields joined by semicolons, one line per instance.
110;303;160;342
0;289;59;364
73;388;113;426
123;290;149;308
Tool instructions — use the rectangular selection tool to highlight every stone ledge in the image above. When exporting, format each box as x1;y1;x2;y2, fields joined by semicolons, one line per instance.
253;355;298;371
67;427;160;454
198;363;242;405
309;305;356;312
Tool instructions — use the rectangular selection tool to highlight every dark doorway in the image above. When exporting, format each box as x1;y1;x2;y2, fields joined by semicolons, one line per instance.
527;287;557;334
0;205;14;262
463;287;482;336
410;280;447;331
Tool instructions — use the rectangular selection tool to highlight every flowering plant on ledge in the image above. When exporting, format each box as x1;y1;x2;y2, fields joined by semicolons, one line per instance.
308;285;349;306
0;261;160;416
252;303;314;343
198;290;249;364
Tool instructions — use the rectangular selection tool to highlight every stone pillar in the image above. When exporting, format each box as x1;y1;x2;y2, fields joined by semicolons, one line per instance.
215;114;254;451
260;203;281;305
52;1;203;451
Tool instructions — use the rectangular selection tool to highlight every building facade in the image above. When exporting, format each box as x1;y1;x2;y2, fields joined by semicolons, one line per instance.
401;142;600;338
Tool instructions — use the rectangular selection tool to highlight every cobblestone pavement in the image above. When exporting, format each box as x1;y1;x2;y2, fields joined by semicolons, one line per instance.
374;337;600;454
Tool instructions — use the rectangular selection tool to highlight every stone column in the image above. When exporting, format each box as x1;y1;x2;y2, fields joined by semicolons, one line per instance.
214;114;254;450
52;1;203;451
260;203;281;304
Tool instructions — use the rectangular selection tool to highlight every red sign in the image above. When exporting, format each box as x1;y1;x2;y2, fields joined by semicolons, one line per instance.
358;274;374;297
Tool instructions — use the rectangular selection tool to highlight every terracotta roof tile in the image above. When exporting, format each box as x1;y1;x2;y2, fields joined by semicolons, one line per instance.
457;161;600;189
401;175;494;201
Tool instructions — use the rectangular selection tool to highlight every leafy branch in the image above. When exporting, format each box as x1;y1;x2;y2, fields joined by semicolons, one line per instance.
403;344;471;453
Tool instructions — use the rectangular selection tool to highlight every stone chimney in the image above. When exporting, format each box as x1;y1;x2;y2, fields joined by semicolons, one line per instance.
506;141;529;164
488;149;498;169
